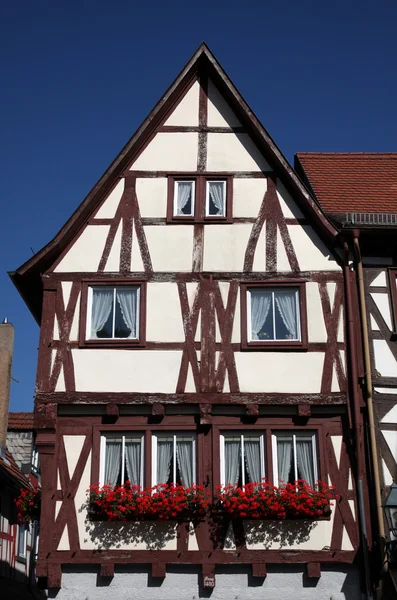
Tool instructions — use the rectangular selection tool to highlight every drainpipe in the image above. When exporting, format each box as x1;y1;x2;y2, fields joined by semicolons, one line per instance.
343;242;373;599
352;232;387;578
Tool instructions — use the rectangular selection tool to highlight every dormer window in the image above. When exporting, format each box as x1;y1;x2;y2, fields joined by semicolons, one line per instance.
168;174;232;222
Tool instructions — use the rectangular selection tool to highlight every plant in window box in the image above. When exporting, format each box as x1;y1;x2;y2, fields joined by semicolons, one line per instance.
88;481;210;522
15;487;41;523
214;480;337;520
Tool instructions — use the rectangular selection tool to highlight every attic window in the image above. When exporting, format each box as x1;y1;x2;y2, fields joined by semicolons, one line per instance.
206;181;226;217
167;174;233;223
174;180;195;216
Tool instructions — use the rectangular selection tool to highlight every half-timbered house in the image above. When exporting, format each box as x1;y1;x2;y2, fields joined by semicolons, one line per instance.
296;152;397;597
11;46;368;600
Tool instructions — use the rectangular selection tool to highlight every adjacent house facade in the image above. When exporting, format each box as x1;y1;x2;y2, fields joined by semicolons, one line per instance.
11;46;370;599
296;152;397;597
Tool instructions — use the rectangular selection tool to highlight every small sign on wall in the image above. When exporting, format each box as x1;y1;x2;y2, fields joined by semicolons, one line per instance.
203;574;216;588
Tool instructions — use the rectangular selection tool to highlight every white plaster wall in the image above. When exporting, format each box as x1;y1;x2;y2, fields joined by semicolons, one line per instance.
373;340;397;377
146;283;184;342
370;292;392;329
276;180;304;219
370;271;387;287
144;225;193;271
288;225;340;272
235;352;324;393
233;178;267;218
383;430;397;463
54;226;109;272
95;180;124;219
69;294;80;341
207;133;270;172
49;565;361;600
306;285;327;342
137;177;167;218
203;224;252;272
103;222;121;271
163;80;200;126
130;133;198;171
381;405;397;423
207;78;242;127
218;281;241;343
72;349;182;392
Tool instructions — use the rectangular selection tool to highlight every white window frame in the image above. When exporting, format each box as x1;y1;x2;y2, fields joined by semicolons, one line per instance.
86;285;140;341
205;180;226;217
99;433;144;487
151;432;196;486
220;432;265;487
17;524;28;560
247;286;301;342
174;180;195;217
271;431;318;485
31;446;39;473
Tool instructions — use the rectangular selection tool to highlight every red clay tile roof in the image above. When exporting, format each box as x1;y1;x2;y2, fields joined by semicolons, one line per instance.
295;153;397;214
0;447;30;488
8;412;34;430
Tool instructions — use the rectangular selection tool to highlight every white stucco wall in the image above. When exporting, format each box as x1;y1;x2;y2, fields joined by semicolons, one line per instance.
54;226;109;272
95;180;125;219
207;78;242;127
163;80;200;126
144;225;194;271
130;133;198;171
146;282;184;342
202;224;252;271
137;177;167;218
233;178;267;218
206;132;270;172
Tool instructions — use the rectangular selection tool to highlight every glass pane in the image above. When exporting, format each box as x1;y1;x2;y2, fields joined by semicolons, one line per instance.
224;437;241;485
244;437;262;484
92;288;114;338
176;181;193;216
207;181;225;216
250;290;274;340
176;437;194;487
274;289;299;340
296;437;315;486
104;440;122;486
124;438;142;486
276;434;294;484
115;287;137;338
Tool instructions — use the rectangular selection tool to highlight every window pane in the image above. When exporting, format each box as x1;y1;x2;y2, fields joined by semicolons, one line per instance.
244;436;261;484
115;287;138;339
274;289;299;340
176;181;194;216
124;438;142;486
250;290;273;340
92;288;114;338
157;439;173;485
224;436;241;485
276;434;294;484
18;526;26;557
207;181;225;216
104;440;122;486
296;437;315;486
176;436;194;487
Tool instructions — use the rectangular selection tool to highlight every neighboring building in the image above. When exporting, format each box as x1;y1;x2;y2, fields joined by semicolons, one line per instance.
7;412;40;486
296;152;397;597
11;46;370;599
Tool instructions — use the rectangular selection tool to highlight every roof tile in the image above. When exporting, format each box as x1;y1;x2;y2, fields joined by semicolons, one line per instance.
8;412;34;430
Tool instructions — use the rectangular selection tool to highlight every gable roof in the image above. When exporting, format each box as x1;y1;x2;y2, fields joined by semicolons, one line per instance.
295;152;397;215
8;412;34;430
11;44;338;323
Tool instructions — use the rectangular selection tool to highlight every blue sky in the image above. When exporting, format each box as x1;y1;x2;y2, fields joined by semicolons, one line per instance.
1;0;396;411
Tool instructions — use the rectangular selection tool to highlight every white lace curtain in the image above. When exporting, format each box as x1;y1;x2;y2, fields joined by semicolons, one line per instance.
125;440;141;486
296;439;315;486
245;438;261;484
251;291;272;340
276;437;293;483
91;288;113;338
176;182;192;215
157;440;172;485
176;439;194;487
275;291;298;339
104;440;121;486
116;288;137;338
208;182;224;215
225;439;240;485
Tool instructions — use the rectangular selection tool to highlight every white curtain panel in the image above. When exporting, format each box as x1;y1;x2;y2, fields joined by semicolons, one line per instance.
251;291;272;340
225;439;241;485
177;182;192;215
245;438;262;484
91;288;113;338
104;440;122;486
116;288;137;338
157;440;173;485
125;440;141;486
296;439;315;486
276;437;293;483
208;182;224;215
275;291;298;338
176;439;194;487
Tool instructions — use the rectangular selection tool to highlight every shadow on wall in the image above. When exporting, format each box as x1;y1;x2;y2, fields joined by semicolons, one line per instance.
84;520;176;551
0;562;47;600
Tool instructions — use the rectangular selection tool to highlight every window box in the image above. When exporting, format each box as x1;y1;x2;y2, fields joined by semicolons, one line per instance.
240;281;308;350
79;280;146;348
167;174;233;223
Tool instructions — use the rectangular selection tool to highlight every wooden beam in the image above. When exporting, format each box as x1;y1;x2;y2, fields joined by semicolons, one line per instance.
200;403;212;425
307;562;321;579
100;563;114;578
152;562;166;578
252;562;267;578
202;564;216;588
106;404;119;417
246;404;259;417
47;563;62;588
152;403;165;418
298;403;311;417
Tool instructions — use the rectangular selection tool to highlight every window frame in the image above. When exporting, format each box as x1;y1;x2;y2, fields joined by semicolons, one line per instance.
99;432;145;487
240;280;308;350
271;430;319;486
219;431;266;487
167;173;233;223
151;431;197;487
79;279;147;348
17;524;28;562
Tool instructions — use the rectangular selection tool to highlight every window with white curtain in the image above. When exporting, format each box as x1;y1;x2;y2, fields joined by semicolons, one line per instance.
206;180;226;217
152;433;196;488
272;431;318;487
87;286;140;340
100;433;144;487
247;286;301;342
220;432;265;486
17;524;27;560
174;180;195;216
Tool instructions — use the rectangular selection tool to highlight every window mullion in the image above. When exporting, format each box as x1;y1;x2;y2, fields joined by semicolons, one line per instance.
140;435;144;488
292;434;298;482
260;434;265;481
241;434;245;486
272;291;276;340
121;435;125;484
112;288;117;338
192;435;196;486
173;435;177;484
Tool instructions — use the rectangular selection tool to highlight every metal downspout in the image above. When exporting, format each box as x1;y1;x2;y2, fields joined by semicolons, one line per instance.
352;233;387;580
344;242;373;600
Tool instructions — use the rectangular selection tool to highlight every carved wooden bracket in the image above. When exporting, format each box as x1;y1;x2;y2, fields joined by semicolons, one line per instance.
307;562;321;579
202;564;216;588
152;562;166;578
47;563;62;588
152;403;165;418
246;404;259;417
35;402;57;430
298;403;311;417
103;403;119;423
35;432;56;455
100;563;114;578
200;403;212;425
252;562;267;578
